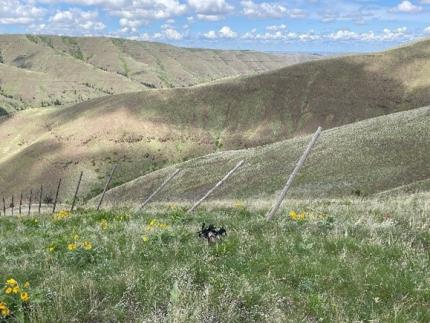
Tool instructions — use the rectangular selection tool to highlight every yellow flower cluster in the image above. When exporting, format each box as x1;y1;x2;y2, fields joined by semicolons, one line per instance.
0;302;9;317
67;235;93;252
142;219;170;241
289;210;306;221
53;210;71;221
146;219;169;230
1;278;31;317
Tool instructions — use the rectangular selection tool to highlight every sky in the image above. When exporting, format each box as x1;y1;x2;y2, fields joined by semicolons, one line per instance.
1;0;430;53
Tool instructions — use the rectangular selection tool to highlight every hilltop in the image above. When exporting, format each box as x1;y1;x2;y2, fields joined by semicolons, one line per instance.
1;39;430;199
95;106;430;205
0;34;317;114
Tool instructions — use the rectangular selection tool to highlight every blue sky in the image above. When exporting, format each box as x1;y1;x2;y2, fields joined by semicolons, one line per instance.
1;0;430;52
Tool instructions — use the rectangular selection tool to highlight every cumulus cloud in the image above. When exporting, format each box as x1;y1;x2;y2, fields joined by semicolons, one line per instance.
31;8;105;34
241;26;412;43
0;0;45;25
424;26;430;34
392;1;423;13
188;0;233;14
203;26;237;39
241;0;306;19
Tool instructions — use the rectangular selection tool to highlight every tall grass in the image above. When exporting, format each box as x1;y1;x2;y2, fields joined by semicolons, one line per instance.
0;195;429;322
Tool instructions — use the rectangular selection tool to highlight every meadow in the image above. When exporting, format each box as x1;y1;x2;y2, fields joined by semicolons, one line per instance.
1;194;429;322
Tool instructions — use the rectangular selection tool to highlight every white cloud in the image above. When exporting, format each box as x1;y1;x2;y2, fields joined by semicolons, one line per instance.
109;0;187;26
196;14;223;21
241;26;412;43
266;24;287;31
162;27;183;40
203;25;237;39
327;27;411;42
0;0;45;25
241;0;287;18
424;26;430;34
187;0;233;14
392;1;423;13
31;8;105;34
241;0;306;19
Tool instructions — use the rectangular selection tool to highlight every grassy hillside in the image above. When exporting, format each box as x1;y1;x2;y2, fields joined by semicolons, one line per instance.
0;35;314;113
96;106;430;206
0;196;429;321
1;39;430;199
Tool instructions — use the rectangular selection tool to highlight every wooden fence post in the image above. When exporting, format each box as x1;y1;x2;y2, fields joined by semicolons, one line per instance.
38;185;43;214
188;160;244;213
19;192;22;215
52;178;62;214
11;195;14;216
28;190;32;215
2;196;5;216
97;165;118;211
266;127;322;221
71;171;83;212
138;169;180;211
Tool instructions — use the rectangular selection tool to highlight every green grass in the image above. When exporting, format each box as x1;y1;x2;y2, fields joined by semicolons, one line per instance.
1;195;429;322
97;106;430;206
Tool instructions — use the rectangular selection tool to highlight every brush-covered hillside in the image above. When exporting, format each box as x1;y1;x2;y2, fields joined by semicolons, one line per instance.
0;34;316;113
1;39;430;199
94;106;430;206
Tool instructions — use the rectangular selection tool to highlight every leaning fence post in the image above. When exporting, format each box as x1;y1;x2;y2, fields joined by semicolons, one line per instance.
71;171;83;212
52;178;62;214
97;165;118;211
38;185;43;214
19;192;23;215
266;127;322;221
188;160;244;213
28;190;32;215
138;169;181;211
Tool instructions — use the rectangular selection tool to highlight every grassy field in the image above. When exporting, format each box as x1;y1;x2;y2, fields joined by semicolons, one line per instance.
0;194;429;322
0;35;314;113
95;106;430;206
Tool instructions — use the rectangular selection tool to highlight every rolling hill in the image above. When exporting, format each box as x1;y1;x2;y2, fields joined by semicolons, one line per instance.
94;105;430;206
1;38;430;200
0;34;317;114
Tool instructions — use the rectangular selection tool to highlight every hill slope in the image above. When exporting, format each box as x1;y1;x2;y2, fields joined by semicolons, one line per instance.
95;106;430;205
1;39;430;199
0;35;316;113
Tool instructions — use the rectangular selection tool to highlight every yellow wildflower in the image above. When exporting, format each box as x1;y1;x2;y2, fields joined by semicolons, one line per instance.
48;246;55;252
4;287;12;294
53;210;71;221
143;235;149;242
12;286;20;294
0;302;10;317
24;281;30;289
289;210;305;221
67;242;77;251
82;241;92;250
6;278;17;287
20;292;30;302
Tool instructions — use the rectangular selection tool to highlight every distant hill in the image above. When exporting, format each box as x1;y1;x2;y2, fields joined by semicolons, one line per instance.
0;34;318;113
95;106;430;205
0;39;430;199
